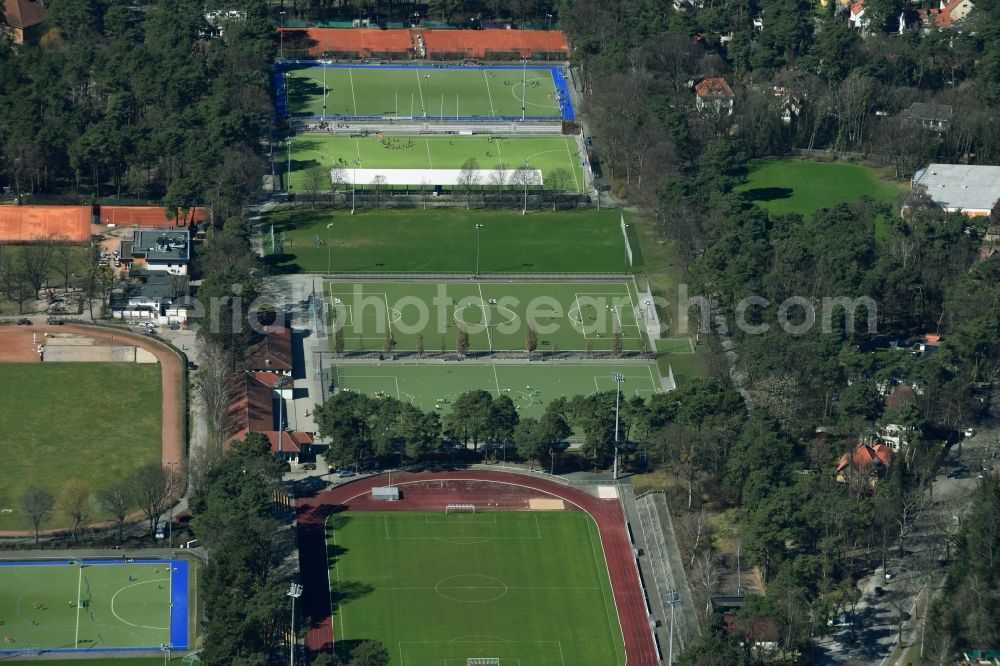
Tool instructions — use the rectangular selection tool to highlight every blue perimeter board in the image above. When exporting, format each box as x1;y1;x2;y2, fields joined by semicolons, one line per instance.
272;62;576;121
0;558;189;654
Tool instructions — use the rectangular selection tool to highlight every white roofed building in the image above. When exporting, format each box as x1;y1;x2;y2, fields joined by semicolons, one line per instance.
911;164;1000;217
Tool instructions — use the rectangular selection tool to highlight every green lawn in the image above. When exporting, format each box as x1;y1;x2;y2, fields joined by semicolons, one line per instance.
329;511;626;666
263;209;631;274
0;561;172;651
736;160;904;217
332;361;662;418
287;135;585;192
0;364;161;531
326;279;650;353
285;65;564;119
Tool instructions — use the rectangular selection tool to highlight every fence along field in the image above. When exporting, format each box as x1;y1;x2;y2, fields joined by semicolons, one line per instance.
329;361;663;418
0;559;189;654
326;280;650;354
279;63;574;120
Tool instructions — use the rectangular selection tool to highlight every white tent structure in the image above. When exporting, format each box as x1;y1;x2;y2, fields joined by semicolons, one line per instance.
331;168;543;187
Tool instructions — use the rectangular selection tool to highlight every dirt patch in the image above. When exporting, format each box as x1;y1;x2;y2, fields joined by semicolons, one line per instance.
0;326;43;362
0;322;185;538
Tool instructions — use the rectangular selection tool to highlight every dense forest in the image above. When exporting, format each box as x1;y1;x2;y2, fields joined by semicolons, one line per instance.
0;0;272;222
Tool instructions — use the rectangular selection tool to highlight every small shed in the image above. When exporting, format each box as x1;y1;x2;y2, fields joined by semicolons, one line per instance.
372;486;400;501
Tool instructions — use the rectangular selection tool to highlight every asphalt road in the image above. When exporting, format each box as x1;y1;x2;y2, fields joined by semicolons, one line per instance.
815;425;999;665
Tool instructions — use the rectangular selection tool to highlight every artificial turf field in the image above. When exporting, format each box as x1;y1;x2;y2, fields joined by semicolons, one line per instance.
283;64;569;120
328;511;626;666
330;362;662;418
0;559;188;653
326;280;651;354
263;209;634;274
736;159;904;216
288;135;586;192
0;364;161;531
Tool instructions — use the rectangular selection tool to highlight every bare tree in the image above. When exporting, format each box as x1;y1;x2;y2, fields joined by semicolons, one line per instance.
546;168;572;209
20;486;54;546
58;480;92;544
126;462;173;539
488;164;508;204
21;237;56;293
304;165;328;208
689;548;720;621
510;165;539;212
46;237;81;292
85;264;117;319
330;165;347;206
193;340;232;453
96;482;131;543
0;251;36;315
458;158;480;209
371;174;386;208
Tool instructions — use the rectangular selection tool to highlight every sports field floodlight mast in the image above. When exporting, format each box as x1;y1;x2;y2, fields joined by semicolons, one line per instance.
475;224;485;275
521;59;527;121
612;372;625;480
326;223;334;274
287;582;303;666
665;586;680;665
279;12;286;60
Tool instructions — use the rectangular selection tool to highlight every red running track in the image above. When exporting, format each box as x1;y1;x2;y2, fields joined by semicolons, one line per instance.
296;470;658;666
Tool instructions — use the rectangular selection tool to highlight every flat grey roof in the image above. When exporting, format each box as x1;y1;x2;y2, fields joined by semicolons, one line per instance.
128;229;190;262
913;164;1000;212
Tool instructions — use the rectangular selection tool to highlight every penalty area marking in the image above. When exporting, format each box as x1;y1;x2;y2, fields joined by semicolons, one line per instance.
109;578;170;630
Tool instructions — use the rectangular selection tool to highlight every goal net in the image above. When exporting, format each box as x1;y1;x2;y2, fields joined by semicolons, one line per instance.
445;504;476;514
467;659;500;665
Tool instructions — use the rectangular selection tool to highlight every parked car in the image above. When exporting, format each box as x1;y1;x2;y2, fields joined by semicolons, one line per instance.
187;361;198;371
873;586;885;597
46;317;63;325
301;463;316;471
16;318;31;325
338;468;356;478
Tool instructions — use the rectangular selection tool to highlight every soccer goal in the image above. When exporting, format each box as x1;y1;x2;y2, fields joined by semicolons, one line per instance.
445;504;476;514
467;659;500;665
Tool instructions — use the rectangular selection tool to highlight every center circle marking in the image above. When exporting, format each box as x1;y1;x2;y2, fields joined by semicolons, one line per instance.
452;305;519;329
434;574;509;603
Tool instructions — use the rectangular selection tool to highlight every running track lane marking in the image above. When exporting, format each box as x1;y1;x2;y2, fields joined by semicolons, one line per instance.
302;472;658;665
483;69;496;117
74;565;82;648
588;519;626;666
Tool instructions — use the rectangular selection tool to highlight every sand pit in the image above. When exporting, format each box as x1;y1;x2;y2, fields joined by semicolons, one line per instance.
528;498;565;510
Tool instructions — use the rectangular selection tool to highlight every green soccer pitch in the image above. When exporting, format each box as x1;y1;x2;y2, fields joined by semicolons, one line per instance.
287;135;586;192
330;361;662;417
0;560;178;652
0;364;161;532
326;280;650;354
328;511;626;666
262;209;634;274
285;66;564;119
